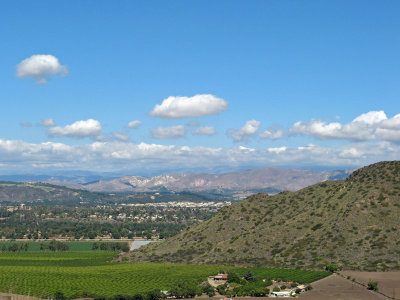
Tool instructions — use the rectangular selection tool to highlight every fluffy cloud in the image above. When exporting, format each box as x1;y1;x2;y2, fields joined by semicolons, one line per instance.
127;120;142;129
229;120;261;142
259;129;284;140
16;55;68;84
149;94;228;119
192;126;216;136
151;125;186;139
290;111;400;142
40;118;56;127
0;138;398;173
47;119;102;140
375;114;400;142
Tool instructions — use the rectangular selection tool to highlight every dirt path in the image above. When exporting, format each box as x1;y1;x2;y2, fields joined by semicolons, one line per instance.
0;293;43;300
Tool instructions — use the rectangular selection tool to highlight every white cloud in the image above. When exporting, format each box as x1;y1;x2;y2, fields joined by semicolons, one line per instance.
239;146;256;152
290;110;400;142
229;120;261;142
127;120;142;129
16;55;68;84
381;114;400;129
48;119;102;140
192;126;216;136
0;138;398;173
259;129;284;140
41;118;56;127
151;125;186;139
352;111;387;125
113;132;130;142
268;146;287;154
149;94;228;119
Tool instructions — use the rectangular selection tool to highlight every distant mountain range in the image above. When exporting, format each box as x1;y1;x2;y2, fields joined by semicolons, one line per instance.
44;167;351;196
130;161;400;271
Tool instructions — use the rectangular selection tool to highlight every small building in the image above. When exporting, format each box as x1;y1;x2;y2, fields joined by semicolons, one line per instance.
213;273;228;281
270;290;294;298
297;284;306;291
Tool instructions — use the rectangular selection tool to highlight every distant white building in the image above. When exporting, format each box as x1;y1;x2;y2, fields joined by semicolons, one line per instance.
270;290;294;298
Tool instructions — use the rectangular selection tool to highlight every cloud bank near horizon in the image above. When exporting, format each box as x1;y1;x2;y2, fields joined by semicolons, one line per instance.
0;138;398;173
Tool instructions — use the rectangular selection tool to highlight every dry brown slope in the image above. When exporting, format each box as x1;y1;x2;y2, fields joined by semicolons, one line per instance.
130;161;400;270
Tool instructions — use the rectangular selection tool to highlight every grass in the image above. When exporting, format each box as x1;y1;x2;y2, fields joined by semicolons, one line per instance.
0;252;330;299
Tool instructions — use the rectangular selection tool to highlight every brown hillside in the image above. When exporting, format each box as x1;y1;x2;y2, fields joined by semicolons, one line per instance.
130;161;400;271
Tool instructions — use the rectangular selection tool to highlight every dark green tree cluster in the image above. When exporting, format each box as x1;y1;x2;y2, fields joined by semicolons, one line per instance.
40;240;69;251
92;242;130;252
168;282;200;298
0;242;29;252
325;263;342;272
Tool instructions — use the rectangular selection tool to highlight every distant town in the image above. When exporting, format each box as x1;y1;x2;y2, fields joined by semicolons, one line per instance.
0;201;230;240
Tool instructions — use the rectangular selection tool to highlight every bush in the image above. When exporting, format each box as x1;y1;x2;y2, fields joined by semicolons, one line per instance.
244;270;257;282
54;291;66;300
295;288;302;294
367;281;378;291
251;287;269;297
216;284;227;295
202;283;215;297
121;243;130;252
169;283;199;298
146;290;161;300
325;264;341;272
227;272;241;284
273;286;280;292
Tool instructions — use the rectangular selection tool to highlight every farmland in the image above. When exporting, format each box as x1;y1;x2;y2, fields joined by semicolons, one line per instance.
0;252;330;299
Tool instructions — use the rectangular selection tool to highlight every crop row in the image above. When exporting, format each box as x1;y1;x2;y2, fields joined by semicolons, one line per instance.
0;252;329;298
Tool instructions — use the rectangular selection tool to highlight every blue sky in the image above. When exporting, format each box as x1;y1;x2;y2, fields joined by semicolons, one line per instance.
1;1;400;174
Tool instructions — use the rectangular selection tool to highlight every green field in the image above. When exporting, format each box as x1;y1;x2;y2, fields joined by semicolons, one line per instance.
0;241;125;252
0;252;330;299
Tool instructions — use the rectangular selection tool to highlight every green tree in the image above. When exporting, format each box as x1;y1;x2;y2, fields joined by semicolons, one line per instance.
146;289;161;300
325;263;341;272
202;283;215;297
244;270;256;282
88;231;97;239
54;291;66;300
121;242;130;252
227;272;241;284
8;243;19;252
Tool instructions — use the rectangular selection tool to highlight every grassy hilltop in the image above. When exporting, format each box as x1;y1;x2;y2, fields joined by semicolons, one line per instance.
130;161;400;271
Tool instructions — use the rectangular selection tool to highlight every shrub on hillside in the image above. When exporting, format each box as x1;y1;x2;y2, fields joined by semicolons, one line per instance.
367;281;378;291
